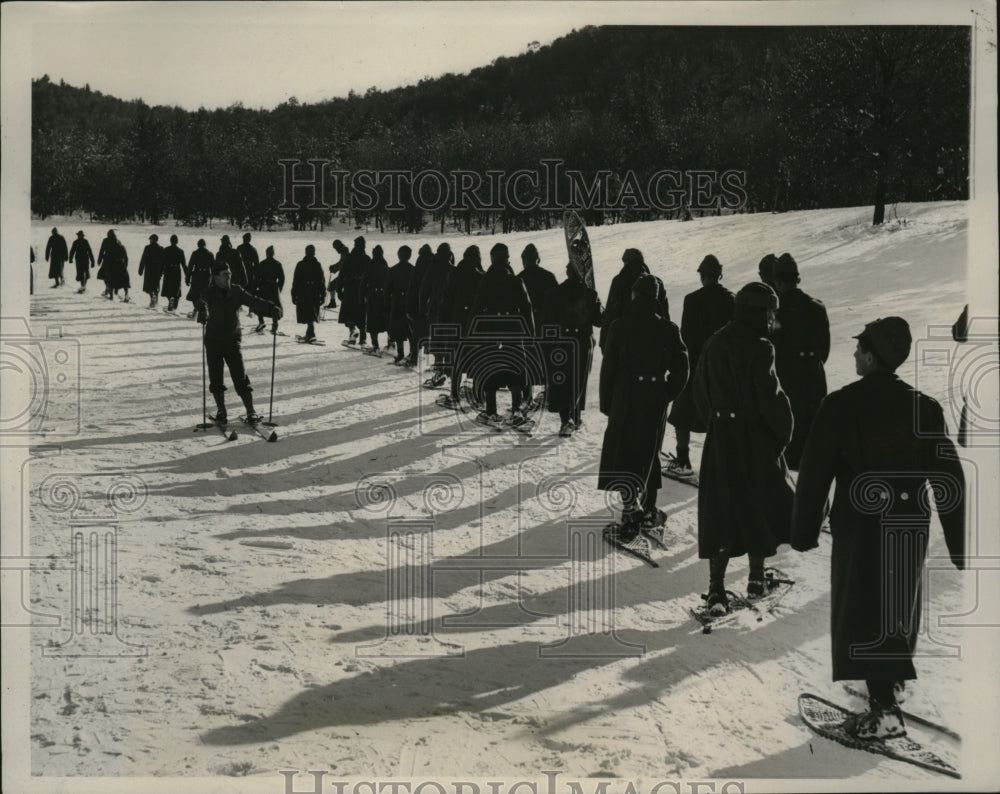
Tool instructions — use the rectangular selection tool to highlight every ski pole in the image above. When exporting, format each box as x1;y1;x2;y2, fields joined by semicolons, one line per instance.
195;320;213;431
267;319;277;426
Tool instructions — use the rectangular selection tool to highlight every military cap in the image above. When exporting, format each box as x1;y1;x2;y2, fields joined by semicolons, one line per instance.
698;254;722;276
774;253;799;279
855;317;912;369
211;260;229;275
631;273;660;298
735;282;779;310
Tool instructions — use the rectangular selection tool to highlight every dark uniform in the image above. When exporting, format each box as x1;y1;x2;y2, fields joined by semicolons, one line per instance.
545;266;603;431
385;248;414;362
327;240;349;309
421;244;457;378
217;238;247;289
772;255;830;469
438;246;485;400
340;237;370;341
138;235;165;303
405;244;434;365
600;249;650;350
98;232;130;298
185;241;215;311
598;274;687;526
255;248;285;331
45;228;68;286
792;319;965;692
237;236;260;293
694;283;793;603
160;237;187;310
518;244;559;404
469;245;534;417
291;246;326;339
668;277;735;436
361;246;390;351
68;232;95;290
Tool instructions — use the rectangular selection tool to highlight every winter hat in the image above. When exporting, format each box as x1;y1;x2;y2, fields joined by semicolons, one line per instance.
398;245;412;260
197;238;206;248
305;244;316;256
758;253;777;281
463;245;480;262
149;234;158;242
170;234;178;244
521;243;539;265
622;248;645;268
265;245;274;256
220;235;231;246
490;243;509;263
631;273;660;299
697;254;722;276
211;260;229;275
735;282;779;311
354;236;366;247
855;317;912;370
333;239;346;253
76;230;85;238
774;253;799;279
243;233;252;242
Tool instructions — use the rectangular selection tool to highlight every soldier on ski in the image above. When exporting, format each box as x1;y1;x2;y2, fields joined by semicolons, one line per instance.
545;260;603;436
327;239;349;310
792;316;965;740
437;245;485;407
138;233;165;307
469;243;534;426
771;253;830;470
68;230;94;294
518;243;559;409
598;274;687;539
385;245;414;364
160;234;187;311
254;245;285;334
45;227;68;288
185;238;215;317
404;244;434;367
237;232;260;294
196;260;282;424
360;244;390;355
693;282;794;615
665;255;735;476
291;244;326;343
217;235;247;290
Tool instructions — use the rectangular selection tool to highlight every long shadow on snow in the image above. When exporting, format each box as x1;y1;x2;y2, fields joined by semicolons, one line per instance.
199;585;828;747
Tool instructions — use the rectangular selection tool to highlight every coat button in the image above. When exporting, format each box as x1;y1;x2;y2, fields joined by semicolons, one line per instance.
730;411;735;418
901;492;909;500
638;376;644;381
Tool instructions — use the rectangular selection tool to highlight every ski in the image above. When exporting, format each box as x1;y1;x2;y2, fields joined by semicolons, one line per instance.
240;416;278;442
472;413;506;432
296;336;326;346
659;452;699;487
840;683;960;741
798;693;959;779
503;416;536;434
197;417;237;441
602;523;659;567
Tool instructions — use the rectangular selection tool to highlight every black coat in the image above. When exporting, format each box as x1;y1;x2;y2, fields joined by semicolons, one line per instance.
519;264;559;339
599;261;649;350
668;283;735;432
237;242;259;289
440;256;485;334
385;261;414;341
185;248;215;303
138;242;165;294
773;287;830;469
339;246;369;328
694;318;794;559
291;255;326;324
597;297;687;498
544;275;603;413
46;233;68;277
361;254;390;334
160;244;187;298
470;262;534;392
197;283;277;342
98;237;129;290
68;238;95;283
791;372;965;681
255;256;285;314
421;255;456;330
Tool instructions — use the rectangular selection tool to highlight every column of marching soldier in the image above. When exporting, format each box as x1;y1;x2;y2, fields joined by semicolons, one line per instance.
37;226;966;743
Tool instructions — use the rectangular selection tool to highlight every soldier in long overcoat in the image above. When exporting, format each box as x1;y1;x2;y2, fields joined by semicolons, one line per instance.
291;244;326;342
138;234;165;306
599;248;650;350
45;227;68;287
545;262;603;435
404;244;434;365
420;243;456;385
185;239;215;314
217;236;247;289
98;230;131;301
468;243;534;421
437;245;485;405
385;246;414;363
160;234;187;311
253;245;285;333
665;255;735;473
361;245;390;353
792;316;965;739
598;274;687;535
68;231;95;293
518;244;559;406
771;253;830;469
339;236;369;345
694;282;794;612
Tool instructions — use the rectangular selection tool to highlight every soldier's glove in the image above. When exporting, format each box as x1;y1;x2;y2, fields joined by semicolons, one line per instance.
273;306;283;321
197;310;207;325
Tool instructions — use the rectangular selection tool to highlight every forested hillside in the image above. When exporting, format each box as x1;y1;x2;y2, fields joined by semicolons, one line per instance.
32;25;969;230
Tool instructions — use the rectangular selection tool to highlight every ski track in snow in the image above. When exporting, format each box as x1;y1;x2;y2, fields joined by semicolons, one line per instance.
26;203;969;780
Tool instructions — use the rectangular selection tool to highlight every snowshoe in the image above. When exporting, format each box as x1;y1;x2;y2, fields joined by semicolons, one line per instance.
423;372;448;389
558;421;575;438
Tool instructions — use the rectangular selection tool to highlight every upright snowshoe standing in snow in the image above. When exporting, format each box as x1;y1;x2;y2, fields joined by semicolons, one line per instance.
563;210;595;290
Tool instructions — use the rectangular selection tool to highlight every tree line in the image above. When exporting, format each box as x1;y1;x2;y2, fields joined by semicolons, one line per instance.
31;25;970;230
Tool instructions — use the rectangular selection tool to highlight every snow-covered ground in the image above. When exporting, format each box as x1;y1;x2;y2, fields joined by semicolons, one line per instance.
12;201;1000;790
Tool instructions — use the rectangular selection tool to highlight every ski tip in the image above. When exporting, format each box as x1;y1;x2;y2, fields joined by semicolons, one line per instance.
228;431;238;440
266;431;278;442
